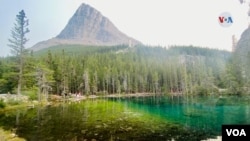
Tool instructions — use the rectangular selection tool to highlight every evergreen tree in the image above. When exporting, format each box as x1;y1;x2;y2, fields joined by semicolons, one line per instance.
8;10;30;95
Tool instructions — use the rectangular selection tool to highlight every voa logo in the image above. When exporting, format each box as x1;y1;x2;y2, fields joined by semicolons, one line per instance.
218;12;233;27
226;129;246;136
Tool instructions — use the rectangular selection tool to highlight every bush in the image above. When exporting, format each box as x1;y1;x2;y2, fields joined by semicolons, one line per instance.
0;99;6;109
193;86;209;96
23;90;38;101
28;92;38;101
7;98;21;106
193;85;219;96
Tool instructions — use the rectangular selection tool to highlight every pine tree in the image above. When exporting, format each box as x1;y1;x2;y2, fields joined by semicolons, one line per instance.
8;10;30;96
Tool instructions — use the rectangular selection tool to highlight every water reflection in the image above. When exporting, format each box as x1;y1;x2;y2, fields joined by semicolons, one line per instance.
0;96;249;141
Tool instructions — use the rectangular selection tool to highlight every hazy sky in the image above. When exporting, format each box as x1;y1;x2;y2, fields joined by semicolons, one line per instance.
0;0;249;56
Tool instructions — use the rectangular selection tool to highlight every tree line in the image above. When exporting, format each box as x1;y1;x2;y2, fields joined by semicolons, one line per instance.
0;44;232;96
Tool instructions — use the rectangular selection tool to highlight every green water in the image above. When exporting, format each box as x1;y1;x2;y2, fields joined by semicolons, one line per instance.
111;95;250;134
0;95;249;141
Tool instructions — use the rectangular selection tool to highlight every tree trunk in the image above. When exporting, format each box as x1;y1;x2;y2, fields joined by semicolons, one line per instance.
17;58;23;96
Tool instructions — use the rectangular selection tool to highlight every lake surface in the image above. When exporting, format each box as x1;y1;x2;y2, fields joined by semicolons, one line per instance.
0;95;250;141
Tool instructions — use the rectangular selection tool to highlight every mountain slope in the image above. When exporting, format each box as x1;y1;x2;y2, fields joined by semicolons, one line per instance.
235;26;250;56
31;3;140;51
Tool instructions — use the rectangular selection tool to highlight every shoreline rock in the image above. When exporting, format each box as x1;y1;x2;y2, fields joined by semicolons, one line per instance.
0;94;28;103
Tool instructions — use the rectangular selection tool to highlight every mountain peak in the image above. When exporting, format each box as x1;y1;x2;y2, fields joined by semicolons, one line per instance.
57;3;106;40
31;3;140;51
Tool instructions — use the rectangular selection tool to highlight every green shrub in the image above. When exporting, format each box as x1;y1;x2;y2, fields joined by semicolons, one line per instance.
0;99;6;109
194;86;209;96
7;98;21;106
23;90;38;101
28;92;38;101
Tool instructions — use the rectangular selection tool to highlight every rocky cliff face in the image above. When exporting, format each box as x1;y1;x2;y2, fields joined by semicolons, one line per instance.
233;26;250;83
234;26;250;64
235;27;250;54
31;3;140;51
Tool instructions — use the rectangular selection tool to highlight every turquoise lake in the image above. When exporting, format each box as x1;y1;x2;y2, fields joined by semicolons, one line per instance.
111;95;250;134
0;95;250;141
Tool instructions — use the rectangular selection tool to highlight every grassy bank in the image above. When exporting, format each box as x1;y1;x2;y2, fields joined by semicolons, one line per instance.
0;128;25;141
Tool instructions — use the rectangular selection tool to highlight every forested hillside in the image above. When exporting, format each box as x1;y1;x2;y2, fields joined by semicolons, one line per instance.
0;45;234;98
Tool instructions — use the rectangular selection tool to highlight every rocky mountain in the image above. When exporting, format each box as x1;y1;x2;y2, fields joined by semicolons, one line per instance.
234;26;250;65
235;26;250;55
31;3;141;51
233;26;250;83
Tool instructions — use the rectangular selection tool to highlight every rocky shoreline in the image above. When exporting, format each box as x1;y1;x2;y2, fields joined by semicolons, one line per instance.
0;94;28;103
